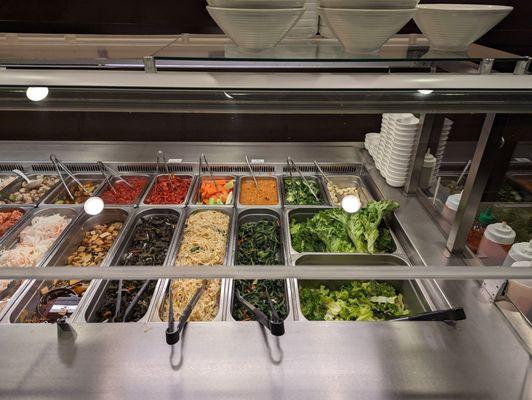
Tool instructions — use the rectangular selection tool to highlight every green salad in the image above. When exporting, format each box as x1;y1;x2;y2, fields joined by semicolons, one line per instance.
290;200;399;254
284;178;323;205
300;280;410;321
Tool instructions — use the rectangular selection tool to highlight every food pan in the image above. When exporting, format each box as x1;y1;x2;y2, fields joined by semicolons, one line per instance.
0;173;60;206
94;174;152;207
42;207;133;268
0;280;31;322
280;175;329;208
0;206;34;245
190;175;237;207
285;207;404;260
0;173;18;192
40;174;106;206
149;207;235;322
236;176;281;208
139;174;195;208
291;254;433;321
79;208;183;323
226;208;292;321
4;278;92;324
322;175;373;208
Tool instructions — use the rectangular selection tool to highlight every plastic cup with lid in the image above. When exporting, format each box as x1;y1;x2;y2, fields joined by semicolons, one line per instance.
477;222;516;266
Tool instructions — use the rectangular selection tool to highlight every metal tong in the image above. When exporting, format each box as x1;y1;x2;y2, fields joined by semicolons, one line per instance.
50;154;89;200
313;160;332;185
198;153;221;203
287;157;320;202
245;155;259;191
97;161;133;194
390;307;466;322
166;279;208;345
235;288;285;336
156;150;174;181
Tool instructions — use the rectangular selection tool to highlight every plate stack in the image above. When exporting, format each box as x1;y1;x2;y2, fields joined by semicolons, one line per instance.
373;113;419;188
318;0;418;53
286;0;319;38
431;117;453;185
206;0;305;51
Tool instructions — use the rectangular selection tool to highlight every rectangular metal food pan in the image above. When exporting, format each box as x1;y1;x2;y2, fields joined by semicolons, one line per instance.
291;254;432;321
40;173;106;206
0;173;18;192
0;206;35;245
78;208;184;323
93;174;153;207
0;207;80;323
284;207;404;261
321;175;373;208
280;175;329;208
189;175;237;208
236;176;281;208
0;173;60;207
0;280;31;322
148;207;236;322
226;208;293;321
139;174;195;208
4;278;92;324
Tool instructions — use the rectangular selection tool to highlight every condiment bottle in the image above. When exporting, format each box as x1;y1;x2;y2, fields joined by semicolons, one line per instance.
442;192;461;225
419;151;436;190
466;208;495;253
477;222;516;266
503;240;532;267
505;261;532;317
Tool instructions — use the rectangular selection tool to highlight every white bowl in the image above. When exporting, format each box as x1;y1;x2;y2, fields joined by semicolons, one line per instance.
319;8;416;53
414;4;513;52
286;26;318;38
207;7;304;50
207;0;305;8
386;176;406;187
319;0;419;9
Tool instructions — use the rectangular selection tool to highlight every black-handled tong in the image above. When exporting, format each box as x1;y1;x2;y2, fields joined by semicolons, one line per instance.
166;279;207;345
391;307;466;322
235;288;285;336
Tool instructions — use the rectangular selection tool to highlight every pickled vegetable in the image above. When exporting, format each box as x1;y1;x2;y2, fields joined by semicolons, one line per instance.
0;175;59;204
53;182;98;204
0;209;24;238
100;176;148;205
67;222;123;266
197;177;234;205
144;175;191;205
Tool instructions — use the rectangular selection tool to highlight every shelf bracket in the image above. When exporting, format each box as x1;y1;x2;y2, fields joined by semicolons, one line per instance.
143;56;157;74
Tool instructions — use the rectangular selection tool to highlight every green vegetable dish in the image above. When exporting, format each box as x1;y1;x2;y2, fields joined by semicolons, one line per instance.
283;178;323;205
234;218;288;321
300;281;410;321
290;200;399;254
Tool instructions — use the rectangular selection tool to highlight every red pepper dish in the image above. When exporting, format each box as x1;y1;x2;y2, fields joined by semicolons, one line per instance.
144;175;192;205
100;176;148;205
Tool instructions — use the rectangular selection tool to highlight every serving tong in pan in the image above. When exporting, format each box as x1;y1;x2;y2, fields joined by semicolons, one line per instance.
287;157;320;202
245;155;260;191
390;307;466;322
198;153;221;203
97;161;133;194
235;287;285;336
155;150;175;181
313;160;332;185
166;279;208;345
50;154;90;200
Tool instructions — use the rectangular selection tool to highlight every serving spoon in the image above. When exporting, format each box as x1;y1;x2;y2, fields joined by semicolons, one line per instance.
12;169;43;190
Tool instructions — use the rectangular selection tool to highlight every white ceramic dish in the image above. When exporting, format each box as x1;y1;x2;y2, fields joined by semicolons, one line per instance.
319;0;419;9
207;7;305;50
386;177;406;187
319;8;416;53
207;0;305;8
414;4;512;51
286;26;318;38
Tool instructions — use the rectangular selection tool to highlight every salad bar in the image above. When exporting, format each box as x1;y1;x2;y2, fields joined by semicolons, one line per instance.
0;142;529;400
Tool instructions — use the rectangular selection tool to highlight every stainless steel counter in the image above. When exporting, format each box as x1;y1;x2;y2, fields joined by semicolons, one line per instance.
0;142;530;400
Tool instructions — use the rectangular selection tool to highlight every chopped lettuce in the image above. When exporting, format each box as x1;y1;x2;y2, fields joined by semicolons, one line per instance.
290;200;399;254
300;281;410;321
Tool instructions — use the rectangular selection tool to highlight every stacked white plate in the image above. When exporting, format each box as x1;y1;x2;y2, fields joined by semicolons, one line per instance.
286;0;319;38
318;16;335;38
318;0;419;53
372;113;419;188
206;0;305;51
431;117;453;185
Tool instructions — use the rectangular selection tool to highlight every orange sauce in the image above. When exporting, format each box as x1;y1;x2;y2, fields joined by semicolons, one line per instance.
239;177;278;205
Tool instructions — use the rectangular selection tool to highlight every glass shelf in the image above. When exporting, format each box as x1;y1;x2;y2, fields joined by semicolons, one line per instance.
152;34;527;66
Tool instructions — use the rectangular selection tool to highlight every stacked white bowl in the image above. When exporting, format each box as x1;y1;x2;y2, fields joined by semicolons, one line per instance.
372;113;419;188
431;117;453;185
364;132;380;157
287;0;319;38
318;0;419;53
318;16;335;38
206;0;305;51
